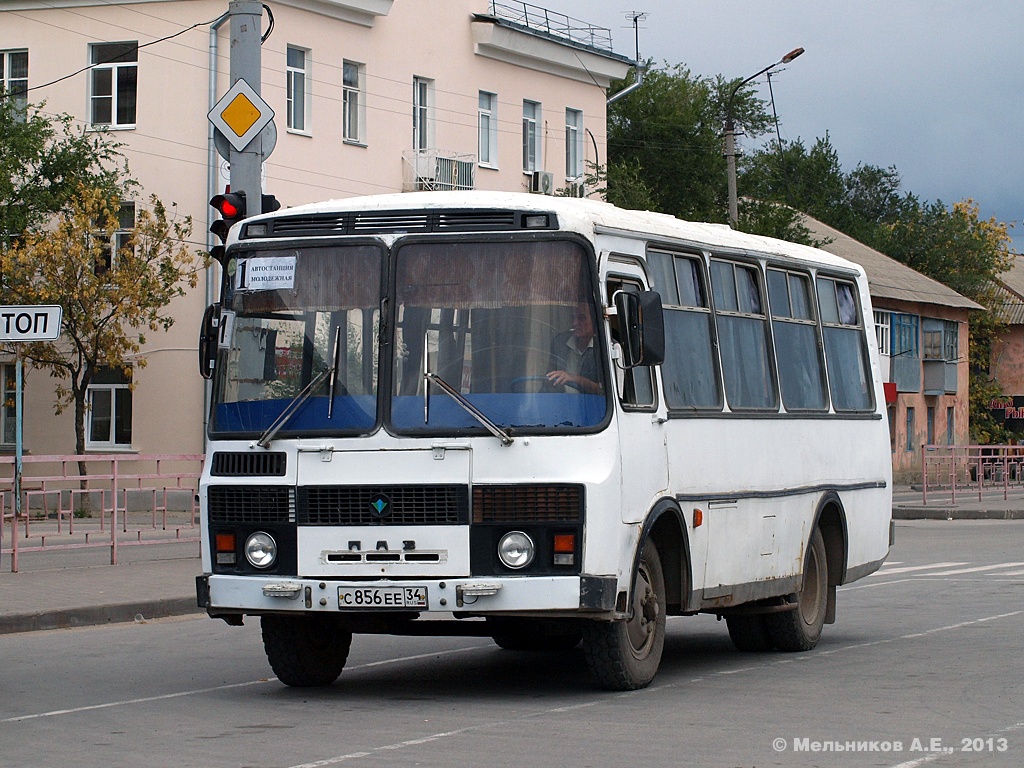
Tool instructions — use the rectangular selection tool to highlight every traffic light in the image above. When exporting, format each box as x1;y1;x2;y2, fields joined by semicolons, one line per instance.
261;194;281;214
209;191;246;243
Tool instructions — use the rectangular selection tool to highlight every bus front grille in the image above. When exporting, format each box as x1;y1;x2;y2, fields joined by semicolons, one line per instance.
473;484;584;523
207;486;295;523
298;485;470;526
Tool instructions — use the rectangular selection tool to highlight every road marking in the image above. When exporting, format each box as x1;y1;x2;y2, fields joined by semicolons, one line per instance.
0;643;491;723
924;562;1024;576
283;611;1024;768
873;562;967;575
886;720;1024;768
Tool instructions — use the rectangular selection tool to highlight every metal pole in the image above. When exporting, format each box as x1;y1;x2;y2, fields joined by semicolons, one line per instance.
228;1;264;209
725;117;739;228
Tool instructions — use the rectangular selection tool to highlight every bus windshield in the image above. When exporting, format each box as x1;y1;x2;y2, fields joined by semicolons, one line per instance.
209;239;608;438
391;239;607;434
210;244;383;436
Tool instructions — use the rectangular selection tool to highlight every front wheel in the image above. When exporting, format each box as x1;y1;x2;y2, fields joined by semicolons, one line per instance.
261;614;353;687
765;528;828;652
581;539;666;691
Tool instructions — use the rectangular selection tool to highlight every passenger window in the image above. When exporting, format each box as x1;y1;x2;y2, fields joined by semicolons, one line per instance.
711;259;777;411
816;276;874;412
648;251;722;410
607;277;655;408
767;268;827;411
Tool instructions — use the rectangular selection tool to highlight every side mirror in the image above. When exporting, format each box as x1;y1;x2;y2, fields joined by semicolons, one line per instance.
198;303;220;379
614;290;665;368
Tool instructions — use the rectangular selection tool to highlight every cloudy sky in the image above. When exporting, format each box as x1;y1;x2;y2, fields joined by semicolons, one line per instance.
534;0;1021;249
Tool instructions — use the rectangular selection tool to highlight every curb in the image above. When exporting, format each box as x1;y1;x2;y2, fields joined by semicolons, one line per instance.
0;597;202;635
893;507;1024;521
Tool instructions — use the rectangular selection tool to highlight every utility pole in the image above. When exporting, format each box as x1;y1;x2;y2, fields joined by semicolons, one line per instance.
227;0;264;210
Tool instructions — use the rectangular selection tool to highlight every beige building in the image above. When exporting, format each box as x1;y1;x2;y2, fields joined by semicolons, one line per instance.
0;0;633;456
801;216;982;482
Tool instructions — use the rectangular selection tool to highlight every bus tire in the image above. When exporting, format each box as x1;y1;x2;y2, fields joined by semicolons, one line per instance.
581;539;666;691
261;614;352;687
765;528;828;652
725;614;774;652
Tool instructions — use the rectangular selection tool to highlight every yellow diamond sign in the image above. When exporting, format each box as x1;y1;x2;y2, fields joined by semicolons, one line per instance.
209;78;274;151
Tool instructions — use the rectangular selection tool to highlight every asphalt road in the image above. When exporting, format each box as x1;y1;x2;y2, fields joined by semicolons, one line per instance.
1;519;1021;768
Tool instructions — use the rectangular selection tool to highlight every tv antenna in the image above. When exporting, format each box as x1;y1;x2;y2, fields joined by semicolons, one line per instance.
622;11;648;62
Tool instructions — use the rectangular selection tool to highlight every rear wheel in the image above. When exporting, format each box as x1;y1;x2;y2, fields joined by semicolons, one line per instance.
261;614;352;687
725;614;774;652
581;539;666;691
765;528;828;652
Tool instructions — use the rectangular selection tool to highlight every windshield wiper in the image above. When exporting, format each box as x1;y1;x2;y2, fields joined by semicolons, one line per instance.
423;368;513;447
257;345;339;448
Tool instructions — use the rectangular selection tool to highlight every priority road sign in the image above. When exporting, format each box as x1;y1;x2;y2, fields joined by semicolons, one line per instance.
208;78;275;153
0;305;62;341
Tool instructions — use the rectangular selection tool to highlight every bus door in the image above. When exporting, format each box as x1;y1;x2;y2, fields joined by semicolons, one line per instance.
606;275;669;523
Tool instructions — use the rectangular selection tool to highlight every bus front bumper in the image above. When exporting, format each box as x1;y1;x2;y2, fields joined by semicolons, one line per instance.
198;573;618;618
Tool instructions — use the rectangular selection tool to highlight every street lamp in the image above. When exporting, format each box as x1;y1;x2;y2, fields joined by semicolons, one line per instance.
724;47;804;228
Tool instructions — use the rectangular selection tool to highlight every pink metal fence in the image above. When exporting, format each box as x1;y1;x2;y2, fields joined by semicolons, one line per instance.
921;444;1024;505
0;454;204;572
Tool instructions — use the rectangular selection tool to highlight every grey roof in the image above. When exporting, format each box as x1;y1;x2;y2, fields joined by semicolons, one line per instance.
799;214;983;311
992;254;1024;324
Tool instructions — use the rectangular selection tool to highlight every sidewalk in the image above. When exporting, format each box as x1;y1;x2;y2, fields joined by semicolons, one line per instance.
2;486;1022;635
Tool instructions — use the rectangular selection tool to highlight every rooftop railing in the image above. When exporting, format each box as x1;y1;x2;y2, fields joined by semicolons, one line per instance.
489;1;614;53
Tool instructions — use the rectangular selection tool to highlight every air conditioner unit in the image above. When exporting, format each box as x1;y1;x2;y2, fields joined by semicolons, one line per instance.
530;170;554;195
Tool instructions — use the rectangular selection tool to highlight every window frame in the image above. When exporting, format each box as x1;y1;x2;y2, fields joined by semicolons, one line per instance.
342;59;365;144
286;45;310;134
522;99;540;173
478;91;498;168
412;76;434;151
95;201;136;275
85;367;133;450
766;266;829;412
1;363;17;446
89;41;138;129
565;107;583;180
817;274;876;413
1;49;29;114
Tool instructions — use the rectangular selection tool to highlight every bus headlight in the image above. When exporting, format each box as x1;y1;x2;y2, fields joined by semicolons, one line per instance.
244;531;277;569
497;531;535;569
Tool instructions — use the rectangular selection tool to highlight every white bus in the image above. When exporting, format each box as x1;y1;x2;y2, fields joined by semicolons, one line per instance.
196;191;892;691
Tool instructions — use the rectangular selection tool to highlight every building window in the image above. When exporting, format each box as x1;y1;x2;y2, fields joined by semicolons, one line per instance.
342;60;364;144
90;42;138;127
565;108;583;180
905;406;915;452
96;202;136;275
522;100;540;172
946;406;955;445
86;367;132;449
891;313;919;357
478;91;497;167
412;76;433;151
943;320;959;361
874;310;890;356
286;46;309;132
927;405;935;446
1;50;29;114
1;363;16;445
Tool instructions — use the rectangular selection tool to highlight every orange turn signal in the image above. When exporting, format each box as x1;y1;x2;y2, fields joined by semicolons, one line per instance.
215;532;236;552
553;533;575;553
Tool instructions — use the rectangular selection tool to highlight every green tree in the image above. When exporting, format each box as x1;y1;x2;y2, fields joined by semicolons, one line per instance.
607;64;772;222
0;98;129;247
0;186;207;457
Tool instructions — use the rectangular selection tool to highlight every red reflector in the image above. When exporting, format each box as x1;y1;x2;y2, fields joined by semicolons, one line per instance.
215;533;236;552
553;533;575;553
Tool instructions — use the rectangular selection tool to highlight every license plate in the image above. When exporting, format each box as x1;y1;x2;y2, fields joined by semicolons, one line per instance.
338;586;428;610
